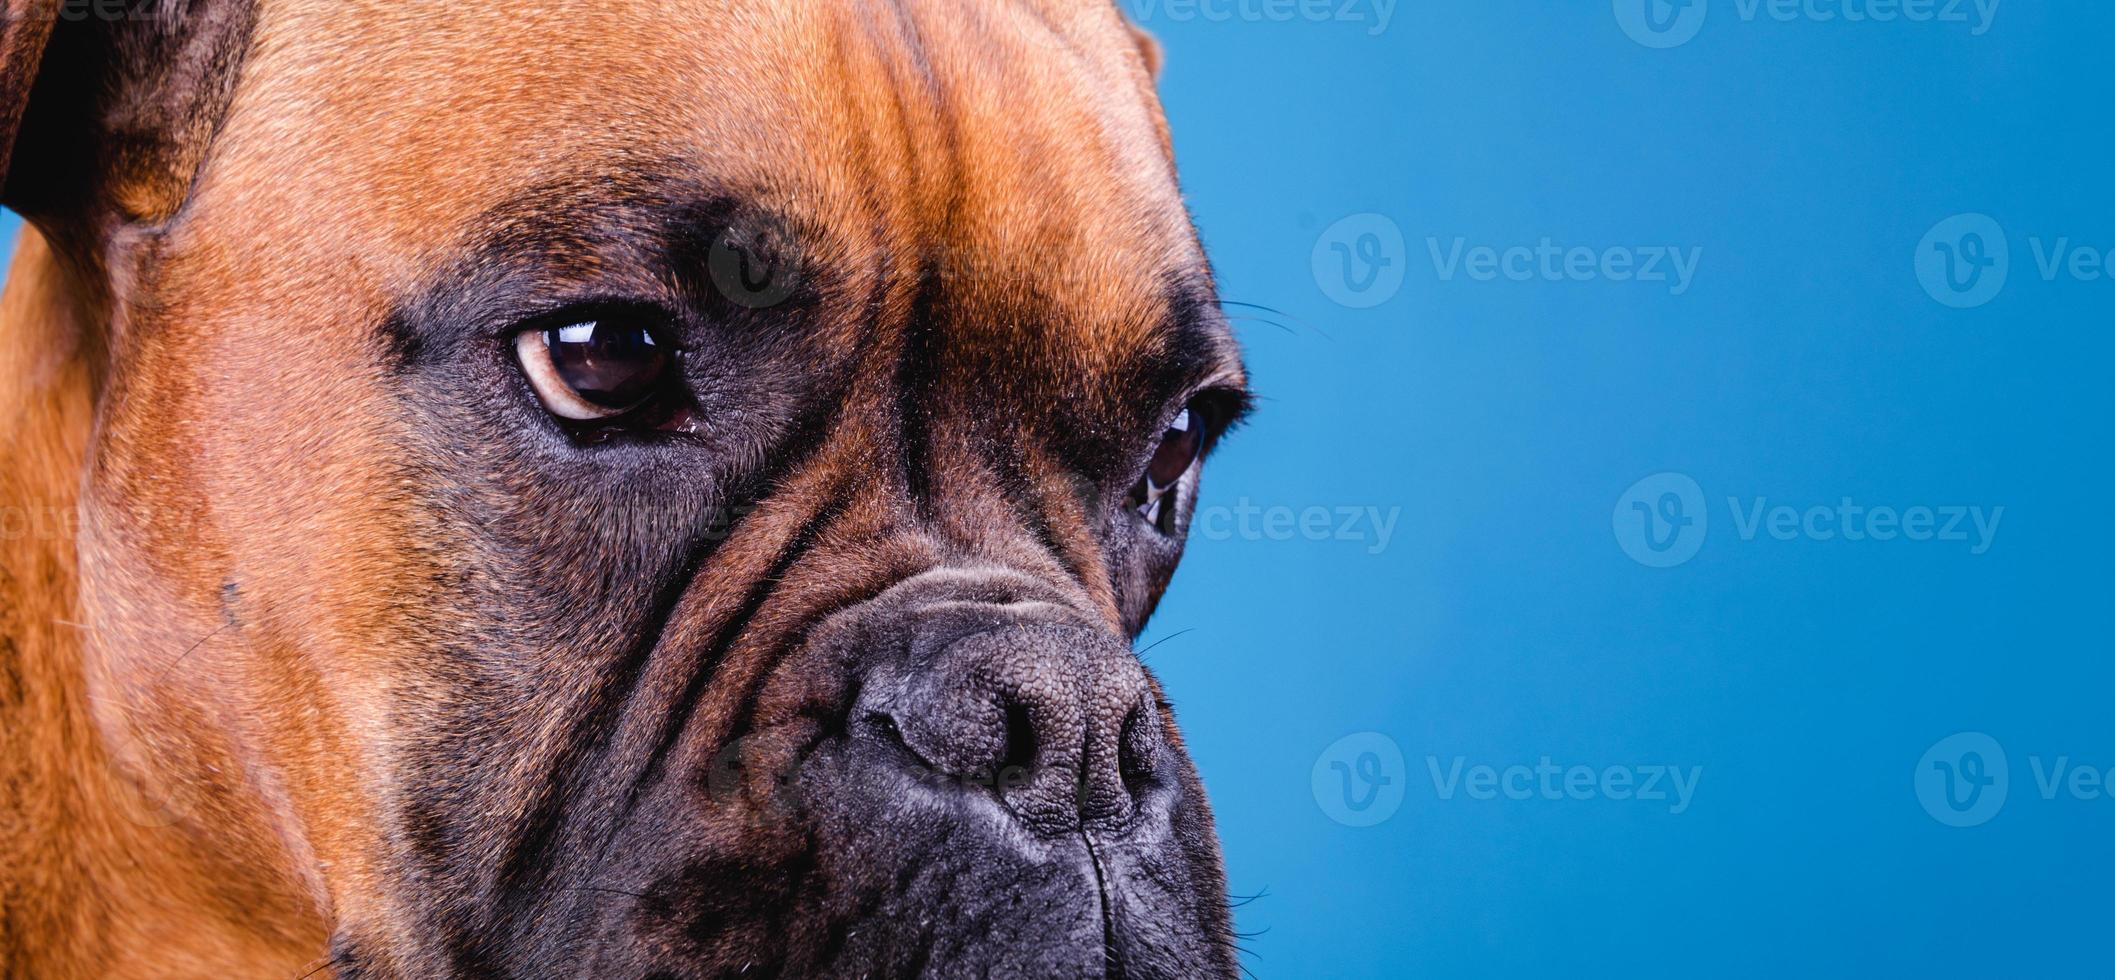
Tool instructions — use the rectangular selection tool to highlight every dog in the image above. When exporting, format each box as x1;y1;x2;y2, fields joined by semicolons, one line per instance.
0;1;1248;976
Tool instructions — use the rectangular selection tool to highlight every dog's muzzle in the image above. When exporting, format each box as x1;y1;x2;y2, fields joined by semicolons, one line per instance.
581;568;1231;979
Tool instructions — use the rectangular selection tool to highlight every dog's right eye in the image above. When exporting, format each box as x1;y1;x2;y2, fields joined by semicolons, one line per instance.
513;318;673;420
1128;404;1206;532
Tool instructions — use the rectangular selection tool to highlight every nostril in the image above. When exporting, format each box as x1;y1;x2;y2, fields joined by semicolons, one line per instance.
999;698;1038;789
861;710;901;743
862;711;935;770
869;622;1169;830
1118;702;1159;795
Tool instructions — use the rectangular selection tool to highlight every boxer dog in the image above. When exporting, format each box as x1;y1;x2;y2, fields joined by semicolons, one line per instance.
0;1;1248;976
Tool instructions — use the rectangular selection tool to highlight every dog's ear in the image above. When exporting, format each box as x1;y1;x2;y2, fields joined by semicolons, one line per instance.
1127;20;1164;80
2;0;257;226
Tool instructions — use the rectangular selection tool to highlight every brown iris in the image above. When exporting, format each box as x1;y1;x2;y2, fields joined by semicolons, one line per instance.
515;318;672;421
1134;406;1204;532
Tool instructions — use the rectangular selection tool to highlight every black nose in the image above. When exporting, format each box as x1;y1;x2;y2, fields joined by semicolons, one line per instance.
858;621;1164;834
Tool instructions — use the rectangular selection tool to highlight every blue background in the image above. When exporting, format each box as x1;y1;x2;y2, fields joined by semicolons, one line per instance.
1126;1;2113;977
5;2;2109;976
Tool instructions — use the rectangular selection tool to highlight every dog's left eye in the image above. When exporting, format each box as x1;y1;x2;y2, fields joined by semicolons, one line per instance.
513;318;672;420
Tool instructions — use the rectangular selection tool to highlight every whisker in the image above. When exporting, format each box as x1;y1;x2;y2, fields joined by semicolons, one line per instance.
1222;313;1297;336
1219;299;1335;342
1133;627;1196;660
1227;886;1271;908
155;622;234;680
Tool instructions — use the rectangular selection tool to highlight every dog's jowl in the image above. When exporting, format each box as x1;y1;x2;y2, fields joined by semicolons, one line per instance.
0;1;1245;977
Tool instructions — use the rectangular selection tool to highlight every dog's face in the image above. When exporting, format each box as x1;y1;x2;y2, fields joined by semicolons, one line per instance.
5;0;1243;975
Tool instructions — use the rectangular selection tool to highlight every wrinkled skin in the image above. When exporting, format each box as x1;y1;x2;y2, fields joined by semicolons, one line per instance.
0;1;1247;977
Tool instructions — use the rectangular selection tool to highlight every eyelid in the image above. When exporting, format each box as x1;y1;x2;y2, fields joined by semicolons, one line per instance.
506;299;689;349
1181;386;1251;444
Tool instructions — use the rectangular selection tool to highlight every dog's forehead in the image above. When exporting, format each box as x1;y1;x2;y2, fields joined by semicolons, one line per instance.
175;0;1208;372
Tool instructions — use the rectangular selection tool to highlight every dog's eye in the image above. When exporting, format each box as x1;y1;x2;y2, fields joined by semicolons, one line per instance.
1131;405;1205;532
513;318;672;420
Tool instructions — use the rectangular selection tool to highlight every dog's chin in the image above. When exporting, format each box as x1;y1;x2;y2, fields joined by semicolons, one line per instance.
517;732;1233;980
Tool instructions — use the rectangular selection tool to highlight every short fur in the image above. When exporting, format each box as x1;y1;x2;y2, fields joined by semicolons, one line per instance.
0;2;1247;976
